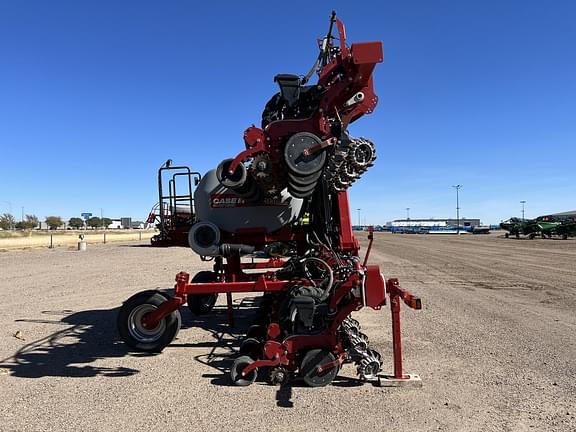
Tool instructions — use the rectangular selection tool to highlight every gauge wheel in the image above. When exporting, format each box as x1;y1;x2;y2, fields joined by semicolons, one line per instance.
117;290;181;353
230;356;258;386
187;271;219;315
239;337;262;359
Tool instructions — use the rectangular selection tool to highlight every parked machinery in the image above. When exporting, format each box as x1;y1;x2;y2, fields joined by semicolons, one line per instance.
500;216;575;239
147;161;200;247
555;220;576;240
118;12;421;387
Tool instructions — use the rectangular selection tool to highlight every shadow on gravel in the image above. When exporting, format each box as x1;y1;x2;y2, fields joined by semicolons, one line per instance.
173;297;364;408
0;308;138;378
174;298;257;386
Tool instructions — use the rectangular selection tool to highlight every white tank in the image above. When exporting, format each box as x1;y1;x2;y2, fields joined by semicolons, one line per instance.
194;169;304;233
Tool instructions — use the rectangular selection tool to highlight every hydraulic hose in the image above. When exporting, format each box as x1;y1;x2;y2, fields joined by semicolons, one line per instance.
303;257;334;301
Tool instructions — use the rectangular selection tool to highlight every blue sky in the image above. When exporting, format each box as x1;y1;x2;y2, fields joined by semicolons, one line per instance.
0;1;574;224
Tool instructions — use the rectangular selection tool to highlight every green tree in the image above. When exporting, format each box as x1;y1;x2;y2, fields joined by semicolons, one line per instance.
15;214;39;230
102;217;113;228
68;217;84;229
0;213;15;230
86;216;102;229
45;216;63;230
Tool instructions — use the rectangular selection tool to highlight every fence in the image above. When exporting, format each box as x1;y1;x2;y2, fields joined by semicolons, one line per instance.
0;230;155;250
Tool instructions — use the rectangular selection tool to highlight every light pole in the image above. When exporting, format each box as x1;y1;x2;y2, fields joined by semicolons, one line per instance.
520;200;526;221
452;185;462;234
21;206;24;222
357;208;362;227
406;207;410;221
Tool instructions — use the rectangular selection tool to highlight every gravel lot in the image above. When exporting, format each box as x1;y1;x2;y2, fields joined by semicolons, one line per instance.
0;233;575;431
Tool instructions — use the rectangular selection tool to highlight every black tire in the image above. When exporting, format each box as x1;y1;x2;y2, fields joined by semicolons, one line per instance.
239;338;262;359
287;186;316;199
187;271;219;315
288;169;323;186
246;324;266;341
117;290;182;353
261;93;283;128
288;180;318;194
230;356;258;386
299;348;339;387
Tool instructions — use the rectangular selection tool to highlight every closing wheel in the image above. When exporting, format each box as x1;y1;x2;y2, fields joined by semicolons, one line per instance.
117;290;182;353
187;271;219;315
300;349;339;387
230;356;258;386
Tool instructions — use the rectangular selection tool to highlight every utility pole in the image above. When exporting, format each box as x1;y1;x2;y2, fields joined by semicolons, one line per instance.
520;200;526;221
21;206;24;222
357;208;361;227
100;208;103;230
452;185;462;234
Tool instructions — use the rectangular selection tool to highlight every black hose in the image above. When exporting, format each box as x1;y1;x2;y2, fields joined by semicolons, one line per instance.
219;243;255;257
303;257;333;301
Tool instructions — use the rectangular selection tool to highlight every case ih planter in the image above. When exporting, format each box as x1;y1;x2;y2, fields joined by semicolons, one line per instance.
118;11;421;388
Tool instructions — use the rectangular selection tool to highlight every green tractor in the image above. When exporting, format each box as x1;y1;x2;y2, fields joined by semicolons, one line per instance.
555;220;576;240
500;217;559;239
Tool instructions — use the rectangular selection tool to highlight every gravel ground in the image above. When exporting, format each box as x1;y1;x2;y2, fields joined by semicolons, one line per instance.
0;233;575;432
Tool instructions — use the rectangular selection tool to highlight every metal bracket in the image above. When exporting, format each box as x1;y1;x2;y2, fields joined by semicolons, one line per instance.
376;373;422;388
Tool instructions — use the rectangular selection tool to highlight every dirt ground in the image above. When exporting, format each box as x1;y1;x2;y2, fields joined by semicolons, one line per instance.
0;233;575;432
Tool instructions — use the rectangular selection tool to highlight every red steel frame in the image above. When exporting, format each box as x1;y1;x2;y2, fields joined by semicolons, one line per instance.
141;192;421;381
226;16;383;178
139;14;420;382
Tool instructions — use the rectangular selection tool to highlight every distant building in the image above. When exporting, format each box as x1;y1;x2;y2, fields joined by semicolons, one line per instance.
107;220;123;229
389;218;481;228
106;218;142;229
386;218;482;233
131;221;146;229
542;210;576;221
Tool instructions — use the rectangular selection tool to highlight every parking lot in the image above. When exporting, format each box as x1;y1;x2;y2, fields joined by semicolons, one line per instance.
0;233;575;431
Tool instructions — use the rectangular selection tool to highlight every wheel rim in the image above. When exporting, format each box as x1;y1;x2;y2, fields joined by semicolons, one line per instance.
301;349;338;387
127;304;166;343
359;361;380;380
231;357;257;386
235;363;256;385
